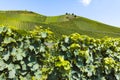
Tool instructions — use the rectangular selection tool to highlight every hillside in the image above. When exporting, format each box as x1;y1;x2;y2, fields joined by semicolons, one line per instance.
0;10;120;38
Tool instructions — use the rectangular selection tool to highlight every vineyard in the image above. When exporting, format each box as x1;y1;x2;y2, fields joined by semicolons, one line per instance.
1;10;120;38
0;26;120;80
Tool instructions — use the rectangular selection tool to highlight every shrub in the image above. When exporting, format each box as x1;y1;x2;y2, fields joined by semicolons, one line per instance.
0;26;120;80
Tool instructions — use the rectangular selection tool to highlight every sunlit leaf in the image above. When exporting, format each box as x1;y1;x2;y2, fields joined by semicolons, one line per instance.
41;32;47;38
9;69;16;79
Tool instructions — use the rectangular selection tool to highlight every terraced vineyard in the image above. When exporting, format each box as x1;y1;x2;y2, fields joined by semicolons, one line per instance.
0;10;120;38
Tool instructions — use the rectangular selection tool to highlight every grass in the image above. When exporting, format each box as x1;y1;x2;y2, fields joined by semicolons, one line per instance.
0;10;120;38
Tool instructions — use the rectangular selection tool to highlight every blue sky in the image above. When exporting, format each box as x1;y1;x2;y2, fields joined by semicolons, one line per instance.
0;0;120;27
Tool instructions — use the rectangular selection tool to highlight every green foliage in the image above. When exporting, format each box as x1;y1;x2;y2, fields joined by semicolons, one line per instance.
0;26;120;80
0;26;54;79
57;33;120;80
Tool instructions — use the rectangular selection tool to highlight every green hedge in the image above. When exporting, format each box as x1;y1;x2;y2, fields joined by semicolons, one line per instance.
56;33;120;80
0;26;120;80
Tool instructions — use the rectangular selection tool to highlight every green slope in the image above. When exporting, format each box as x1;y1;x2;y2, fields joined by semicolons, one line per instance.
46;17;120;38
0;10;46;30
0;10;120;38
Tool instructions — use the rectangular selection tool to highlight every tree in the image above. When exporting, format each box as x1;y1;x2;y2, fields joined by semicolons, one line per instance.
72;13;74;16
74;15;77;18
65;13;68;15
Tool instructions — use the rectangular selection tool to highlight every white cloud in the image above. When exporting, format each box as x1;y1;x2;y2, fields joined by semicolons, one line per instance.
81;0;92;6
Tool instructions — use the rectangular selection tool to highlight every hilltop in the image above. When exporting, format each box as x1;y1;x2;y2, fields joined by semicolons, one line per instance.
0;10;120;38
